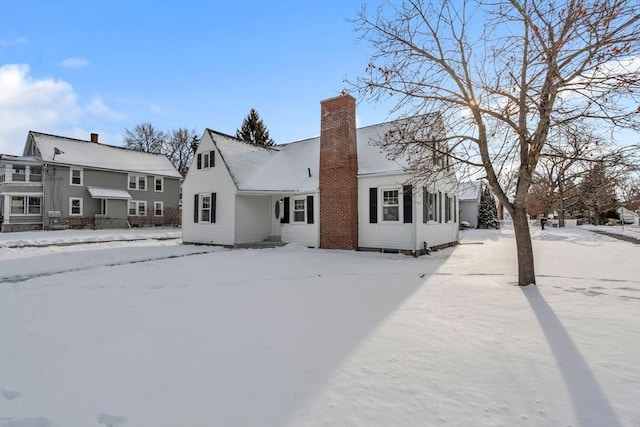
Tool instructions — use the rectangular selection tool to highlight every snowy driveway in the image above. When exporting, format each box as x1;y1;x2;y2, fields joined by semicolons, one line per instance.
1;227;639;427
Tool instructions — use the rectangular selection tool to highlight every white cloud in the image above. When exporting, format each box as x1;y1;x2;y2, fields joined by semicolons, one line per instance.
60;57;90;68
84;96;124;121
0;36;29;48
0;64;121;154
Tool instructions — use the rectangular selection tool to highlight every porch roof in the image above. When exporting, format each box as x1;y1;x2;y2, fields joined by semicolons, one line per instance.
87;186;132;200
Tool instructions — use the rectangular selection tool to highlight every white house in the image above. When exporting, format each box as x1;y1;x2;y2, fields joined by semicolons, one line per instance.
181;94;459;255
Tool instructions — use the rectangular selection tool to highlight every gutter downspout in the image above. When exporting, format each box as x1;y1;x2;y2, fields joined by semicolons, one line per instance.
42;163;46;230
413;185;418;256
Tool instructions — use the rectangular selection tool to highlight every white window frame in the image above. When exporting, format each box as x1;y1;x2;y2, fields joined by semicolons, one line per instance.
381;188;400;222
293;198;306;223
154;201;163;217
200;194;211;222
154;176;164;192
128;174;147;191
128;200;147;216
10;195;42;216
69;197;83;216
427;191;437;222
70;168;83;186
10;196;25;215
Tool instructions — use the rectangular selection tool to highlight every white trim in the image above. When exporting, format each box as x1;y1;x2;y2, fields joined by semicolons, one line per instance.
381;187;401;223
69;197;83;216
128;200;147;216
292;197;306;223
9;195;43;216
154;176;164;192
154;201;164;217
128;174;147;191
69;168;83;186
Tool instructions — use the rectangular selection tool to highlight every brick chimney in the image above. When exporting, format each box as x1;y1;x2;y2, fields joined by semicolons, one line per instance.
90;133;99;143
319;93;358;250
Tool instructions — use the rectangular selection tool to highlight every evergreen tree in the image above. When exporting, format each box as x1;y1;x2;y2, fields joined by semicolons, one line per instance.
236;108;275;146
478;186;500;229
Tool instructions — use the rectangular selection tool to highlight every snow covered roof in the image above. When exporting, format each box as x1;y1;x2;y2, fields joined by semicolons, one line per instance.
27;132;182;178
206;130;274;188
211;118;429;193
86;186;132;200
0;154;41;164
458;182;482;201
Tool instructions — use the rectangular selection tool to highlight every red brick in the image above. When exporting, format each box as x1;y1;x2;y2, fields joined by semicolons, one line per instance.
319;94;358;250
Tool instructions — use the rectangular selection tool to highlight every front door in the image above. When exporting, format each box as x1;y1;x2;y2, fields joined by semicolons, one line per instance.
269;196;282;239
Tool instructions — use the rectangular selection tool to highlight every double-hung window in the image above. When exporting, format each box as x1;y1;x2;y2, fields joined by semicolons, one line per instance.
154;176;164;192
197;151;216;169
128;200;146;216
70;168;83;186
128;174;147;191
154;201;163;217
200;195;211;222
382;189;400;221
293;198;306;222
70;197;83;216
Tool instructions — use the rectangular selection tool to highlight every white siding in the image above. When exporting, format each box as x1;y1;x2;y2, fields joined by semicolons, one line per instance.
358;174;414;250
281;192;319;248
459;200;479;228
359;173;459;252
234;195;270;243
415;177;459;250
181;134;236;246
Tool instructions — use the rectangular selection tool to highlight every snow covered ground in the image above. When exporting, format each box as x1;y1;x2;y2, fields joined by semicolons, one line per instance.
1;226;638;427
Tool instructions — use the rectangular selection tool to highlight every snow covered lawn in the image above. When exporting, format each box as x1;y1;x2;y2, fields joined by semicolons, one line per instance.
1;226;638;427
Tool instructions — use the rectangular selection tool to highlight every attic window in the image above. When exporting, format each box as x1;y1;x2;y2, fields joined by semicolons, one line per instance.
197;151;216;170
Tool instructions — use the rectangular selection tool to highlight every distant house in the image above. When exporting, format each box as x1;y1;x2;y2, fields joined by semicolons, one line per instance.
181;94;459;255
0;132;182;232
458;181;483;228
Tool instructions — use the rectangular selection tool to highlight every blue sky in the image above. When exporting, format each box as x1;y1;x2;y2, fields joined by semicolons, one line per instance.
0;0;396;154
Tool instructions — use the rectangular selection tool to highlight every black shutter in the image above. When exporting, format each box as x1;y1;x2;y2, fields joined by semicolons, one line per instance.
211;193;216;223
438;192;442;223
281;197;290;223
369;187;378;223
193;194;199;223
403;185;413;223
197;153;202;169
210;150;215;167
423;187;428;223
306;195;314;224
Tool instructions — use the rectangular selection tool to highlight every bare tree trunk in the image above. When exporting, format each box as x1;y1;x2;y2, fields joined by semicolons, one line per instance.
513;207;536;286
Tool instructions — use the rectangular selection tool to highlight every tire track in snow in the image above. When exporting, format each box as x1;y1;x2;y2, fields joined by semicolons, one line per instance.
0;250;216;284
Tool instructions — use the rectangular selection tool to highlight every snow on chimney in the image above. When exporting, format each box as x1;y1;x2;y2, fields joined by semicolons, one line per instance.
90;133;99;143
319;93;358;250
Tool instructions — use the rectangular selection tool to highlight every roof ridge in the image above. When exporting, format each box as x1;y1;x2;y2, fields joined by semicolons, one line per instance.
30;131;171;158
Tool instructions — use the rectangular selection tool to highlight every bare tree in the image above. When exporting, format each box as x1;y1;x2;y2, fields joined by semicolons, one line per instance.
123;124;197;177
535;124;639;225
352;0;640;285
123;122;166;154
166;128;198;177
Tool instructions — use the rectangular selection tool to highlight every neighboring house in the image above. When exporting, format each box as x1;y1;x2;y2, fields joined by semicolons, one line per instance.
181;94;459;255
0;132;182;232
458;181;483;228
617;207;638;225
